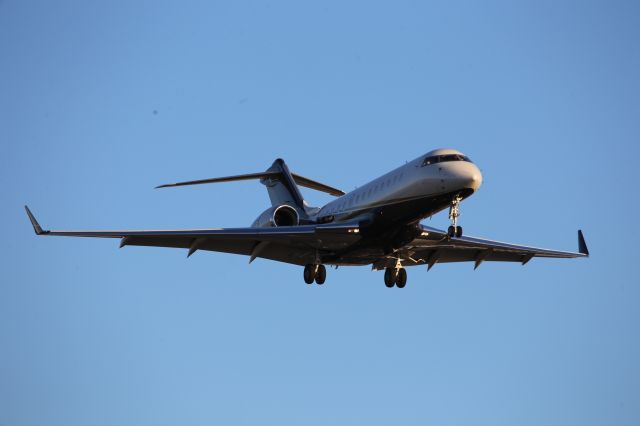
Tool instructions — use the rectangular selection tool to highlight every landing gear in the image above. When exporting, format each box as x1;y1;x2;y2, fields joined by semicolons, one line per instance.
384;268;396;287
304;264;315;284
384;266;407;288
303;264;326;285
315;264;326;285
396;268;407;288
447;225;463;238
447;195;463;238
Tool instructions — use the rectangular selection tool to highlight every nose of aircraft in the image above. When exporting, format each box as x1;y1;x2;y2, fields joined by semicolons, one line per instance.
453;162;483;192
467;164;483;191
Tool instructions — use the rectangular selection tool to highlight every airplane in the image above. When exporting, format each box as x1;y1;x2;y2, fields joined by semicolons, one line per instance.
24;148;589;288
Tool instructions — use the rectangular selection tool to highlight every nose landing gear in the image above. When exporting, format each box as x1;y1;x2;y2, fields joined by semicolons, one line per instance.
447;195;463;238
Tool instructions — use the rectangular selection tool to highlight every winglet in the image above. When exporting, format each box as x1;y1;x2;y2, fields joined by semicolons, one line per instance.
578;230;589;256
24;205;46;235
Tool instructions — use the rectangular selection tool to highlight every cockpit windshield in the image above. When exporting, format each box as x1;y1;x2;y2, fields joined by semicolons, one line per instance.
422;154;472;166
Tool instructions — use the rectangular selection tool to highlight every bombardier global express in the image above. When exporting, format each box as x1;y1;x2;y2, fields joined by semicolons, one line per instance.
25;148;588;287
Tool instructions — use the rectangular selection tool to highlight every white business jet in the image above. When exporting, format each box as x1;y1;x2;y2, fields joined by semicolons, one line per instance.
25;148;588;287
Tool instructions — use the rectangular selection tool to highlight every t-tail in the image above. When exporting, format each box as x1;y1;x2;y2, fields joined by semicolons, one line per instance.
156;158;344;219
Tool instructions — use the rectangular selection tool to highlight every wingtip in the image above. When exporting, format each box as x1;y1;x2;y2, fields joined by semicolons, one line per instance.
24;205;45;235
578;229;589;256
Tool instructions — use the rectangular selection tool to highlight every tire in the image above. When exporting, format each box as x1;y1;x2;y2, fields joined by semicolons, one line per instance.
396;268;407;288
303;264;315;284
455;226;463;238
384;268;395;287
447;225;455;238
315;265;326;285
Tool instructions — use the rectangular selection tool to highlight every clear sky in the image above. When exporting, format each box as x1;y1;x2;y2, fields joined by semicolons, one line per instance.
2;1;639;425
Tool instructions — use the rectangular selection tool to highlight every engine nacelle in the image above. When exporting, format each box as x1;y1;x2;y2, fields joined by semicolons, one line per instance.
252;205;300;227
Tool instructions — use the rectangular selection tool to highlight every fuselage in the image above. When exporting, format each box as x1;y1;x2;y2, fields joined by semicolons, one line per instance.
314;149;482;226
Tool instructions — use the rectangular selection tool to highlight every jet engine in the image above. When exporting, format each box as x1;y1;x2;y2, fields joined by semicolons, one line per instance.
252;205;300;227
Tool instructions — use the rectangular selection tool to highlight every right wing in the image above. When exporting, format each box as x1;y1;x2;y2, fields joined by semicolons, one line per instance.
25;206;361;265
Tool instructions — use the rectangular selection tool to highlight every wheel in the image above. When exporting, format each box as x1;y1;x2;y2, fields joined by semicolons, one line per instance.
303;264;316;284
315;264;326;285
396;268;407;288
455;226;463;238
384;268;396;287
447;225;456;238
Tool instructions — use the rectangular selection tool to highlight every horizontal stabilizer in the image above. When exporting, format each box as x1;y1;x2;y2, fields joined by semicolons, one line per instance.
291;173;344;196
156;170;345;196
156;172;279;189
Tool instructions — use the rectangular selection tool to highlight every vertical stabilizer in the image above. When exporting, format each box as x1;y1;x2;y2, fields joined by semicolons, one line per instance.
261;159;306;208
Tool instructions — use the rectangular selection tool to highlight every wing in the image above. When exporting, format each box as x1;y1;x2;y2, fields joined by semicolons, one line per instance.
373;224;589;270
24;206;361;266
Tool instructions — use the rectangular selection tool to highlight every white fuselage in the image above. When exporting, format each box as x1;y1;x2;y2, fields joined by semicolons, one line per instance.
315;149;482;222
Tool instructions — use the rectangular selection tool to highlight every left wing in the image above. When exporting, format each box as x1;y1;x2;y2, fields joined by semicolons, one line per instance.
373;224;589;270
24;206;361;266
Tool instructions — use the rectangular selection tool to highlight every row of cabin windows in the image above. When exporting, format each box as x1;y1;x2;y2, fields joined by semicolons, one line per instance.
321;155;472;217
324;172;404;214
422;154;472;166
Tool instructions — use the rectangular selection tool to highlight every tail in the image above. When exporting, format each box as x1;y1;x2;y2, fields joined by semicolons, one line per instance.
156;158;344;210
262;158;306;208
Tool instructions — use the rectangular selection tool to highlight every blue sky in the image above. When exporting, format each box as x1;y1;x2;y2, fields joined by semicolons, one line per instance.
2;1;639;425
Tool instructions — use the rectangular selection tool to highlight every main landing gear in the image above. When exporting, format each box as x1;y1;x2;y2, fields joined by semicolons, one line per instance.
304;264;326;285
447;195;463;238
384;260;408;288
